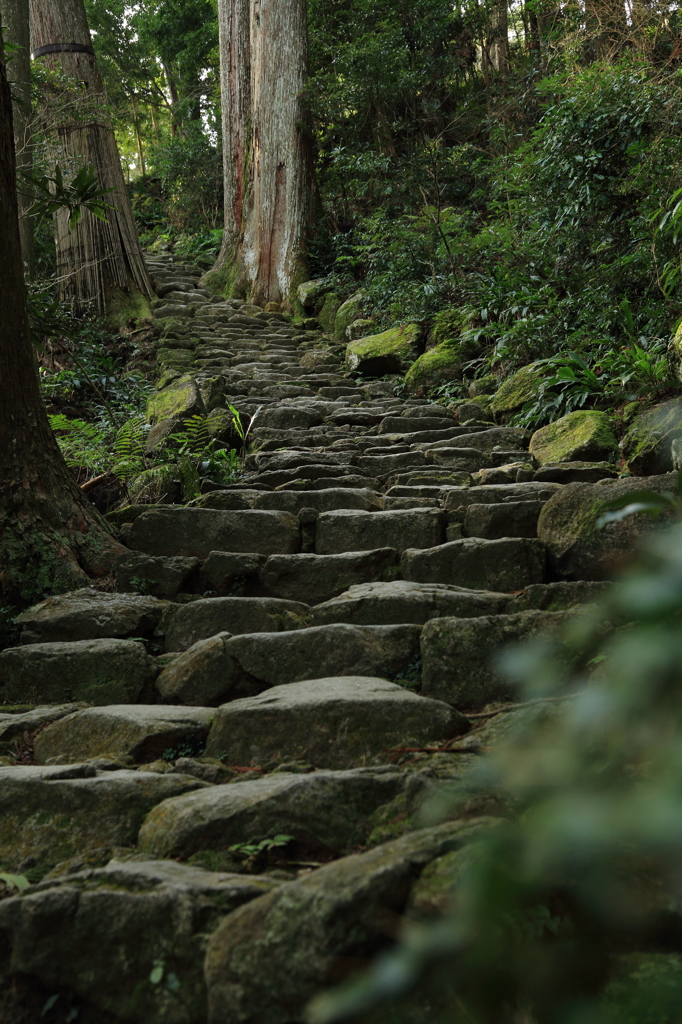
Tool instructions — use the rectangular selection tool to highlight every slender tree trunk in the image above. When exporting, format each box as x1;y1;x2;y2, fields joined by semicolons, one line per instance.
206;0;314;309
29;0;153;316
0;31;124;606
490;0;509;75
1;0;34;276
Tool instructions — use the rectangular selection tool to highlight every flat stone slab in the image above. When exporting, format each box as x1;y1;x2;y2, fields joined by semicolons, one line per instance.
311;580;511;626
164;596;310;651
205;675;469;769
315;509;444;555
421;610;578;709
442;481;561;510
259;548;399;604
156;623;422;706
15;590;168;644
0;858;278;1024
0;638;156;706
139;766;416;860
127;507;300;558
401;537;546;591
0;703;85;747
463;500;544;539
204;820;491;1024
34;704;216;765
113;552;199;599
0;763;207;871
253;487;382;514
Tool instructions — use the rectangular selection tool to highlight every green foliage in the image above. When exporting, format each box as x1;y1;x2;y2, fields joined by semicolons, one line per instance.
161;737;206;762
228;834;294;870
20;164;115;231
0;872;29;894
309;513;682;1024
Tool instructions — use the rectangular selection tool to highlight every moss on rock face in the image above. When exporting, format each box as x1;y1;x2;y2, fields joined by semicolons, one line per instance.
620;398;682;475
530;410;618;465
346;323;422;376
404;336;481;392
146;375;205;424
333;290;367;341
490;363;545;419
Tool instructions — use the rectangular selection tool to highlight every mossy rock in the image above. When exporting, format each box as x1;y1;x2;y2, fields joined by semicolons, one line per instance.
404;336;481;392
128;466;183;504
620;397;682;475
537;473;678;580
490;363;545;419
333;290;367;341
317;291;341;333
428;307;472;347
346;323;422;376
146;374;205;424
530;410;618;466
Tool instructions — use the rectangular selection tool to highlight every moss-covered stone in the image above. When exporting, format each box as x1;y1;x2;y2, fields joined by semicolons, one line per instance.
529;410;618;466
146;374;205;424
490;363;545;419
346;317;375;341
346;323;422;375
333;290;367;341
156;347;195;367
105;285;152;329
428;307;471;347
128;465;183;504
317;291;341;332
619;397;682;475
404;336;480;392
537;473;678;579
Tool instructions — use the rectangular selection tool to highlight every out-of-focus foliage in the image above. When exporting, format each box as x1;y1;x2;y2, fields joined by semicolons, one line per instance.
309;511;682;1024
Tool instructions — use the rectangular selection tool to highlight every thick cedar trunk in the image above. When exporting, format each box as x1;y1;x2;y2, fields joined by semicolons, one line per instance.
208;0;314;309
490;0;509;75
29;0;153;314
1;0;34;276
0;33;125;605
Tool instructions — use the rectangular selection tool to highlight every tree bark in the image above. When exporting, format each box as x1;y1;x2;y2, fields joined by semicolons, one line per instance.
206;0;314;309
1;0;34;276
0;31;125;607
489;0;509;75
29;0;153;315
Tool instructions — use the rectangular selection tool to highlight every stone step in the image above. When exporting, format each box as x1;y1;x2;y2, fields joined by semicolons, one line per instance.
155;622;422;705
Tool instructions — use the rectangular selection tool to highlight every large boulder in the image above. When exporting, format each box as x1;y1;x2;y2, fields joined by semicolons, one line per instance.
529;410;618;466
421;610;578;709
346;323;422;375
146;374;205;424
0;638;156;706
620;397;682;475
139;767;417;860
404;337;481;392
33;705;216;765
204;820;491;1024
204;676;468;769
333;290;367;341
490;363;544;420
155;624;422;706
537;474;678;580
113;552;200;599
0;764;207;871
0;859;277;1024
15;590;168;644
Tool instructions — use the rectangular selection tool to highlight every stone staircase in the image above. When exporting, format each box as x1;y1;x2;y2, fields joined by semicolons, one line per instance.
0;255;614;1024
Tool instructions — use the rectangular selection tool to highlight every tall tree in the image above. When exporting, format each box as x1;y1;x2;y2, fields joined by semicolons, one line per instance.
206;0;314;309
1;0;34;275
0;29;124;606
29;0;153;316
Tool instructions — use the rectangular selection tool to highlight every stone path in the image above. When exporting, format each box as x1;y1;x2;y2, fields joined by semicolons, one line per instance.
0;254;615;1023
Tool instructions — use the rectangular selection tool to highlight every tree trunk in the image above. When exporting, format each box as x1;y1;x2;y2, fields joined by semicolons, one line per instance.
29;0;153;316
206;0;314;309
1;0;34;276
0;32;125;607
489;0;509;75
